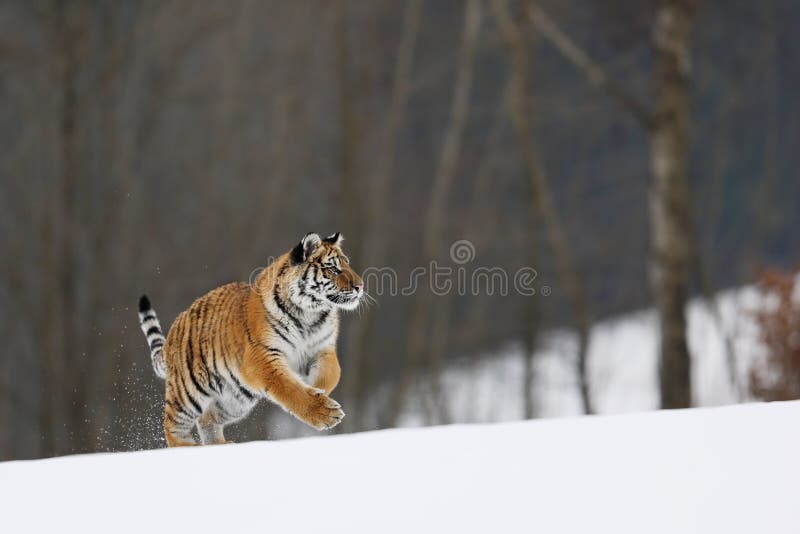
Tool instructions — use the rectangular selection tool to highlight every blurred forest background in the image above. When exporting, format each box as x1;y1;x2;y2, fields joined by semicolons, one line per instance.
1;0;798;461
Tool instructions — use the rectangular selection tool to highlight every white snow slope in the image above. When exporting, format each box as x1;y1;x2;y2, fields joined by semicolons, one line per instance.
1;401;797;534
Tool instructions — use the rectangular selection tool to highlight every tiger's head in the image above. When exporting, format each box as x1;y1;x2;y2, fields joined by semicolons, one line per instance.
286;232;364;311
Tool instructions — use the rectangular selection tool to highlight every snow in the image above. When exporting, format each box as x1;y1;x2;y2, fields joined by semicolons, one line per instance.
391;286;768;426
1;401;797;533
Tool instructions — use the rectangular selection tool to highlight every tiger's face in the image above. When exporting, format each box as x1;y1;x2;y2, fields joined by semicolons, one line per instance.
287;232;364;311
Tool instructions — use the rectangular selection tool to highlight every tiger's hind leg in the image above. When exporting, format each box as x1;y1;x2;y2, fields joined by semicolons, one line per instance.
164;382;201;447
197;405;231;445
164;411;199;447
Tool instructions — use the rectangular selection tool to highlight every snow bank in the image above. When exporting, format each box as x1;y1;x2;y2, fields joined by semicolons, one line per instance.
393;286;767;426
1;401;796;533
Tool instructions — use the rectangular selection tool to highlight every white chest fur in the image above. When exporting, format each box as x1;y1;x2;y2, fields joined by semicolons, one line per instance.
265;303;338;383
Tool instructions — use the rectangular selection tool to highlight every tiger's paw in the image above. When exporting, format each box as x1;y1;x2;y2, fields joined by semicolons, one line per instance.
303;388;345;430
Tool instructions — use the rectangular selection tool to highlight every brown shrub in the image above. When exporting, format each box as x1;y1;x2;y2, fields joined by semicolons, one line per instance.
749;268;800;401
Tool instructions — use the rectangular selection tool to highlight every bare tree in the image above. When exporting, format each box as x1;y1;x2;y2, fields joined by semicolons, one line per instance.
648;0;697;408
526;0;698;409
340;0;423;431
388;0;482;426
493;0;594;414
38;0;91;456
456;91;517;417
336;0;363;246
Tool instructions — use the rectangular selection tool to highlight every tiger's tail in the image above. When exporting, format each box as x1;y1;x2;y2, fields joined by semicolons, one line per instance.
138;295;167;379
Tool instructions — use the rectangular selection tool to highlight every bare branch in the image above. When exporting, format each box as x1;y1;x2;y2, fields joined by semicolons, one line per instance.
525;2;655;129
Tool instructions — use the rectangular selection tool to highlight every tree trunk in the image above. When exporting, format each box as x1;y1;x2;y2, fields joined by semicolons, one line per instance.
650;0;696;409
387;0;482;427
495;0;593;414
336;0;362;247
342;0;423;430
526;0;698;411
41;0;89;457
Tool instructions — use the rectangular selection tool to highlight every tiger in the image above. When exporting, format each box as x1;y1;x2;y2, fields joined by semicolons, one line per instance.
138;232;364;447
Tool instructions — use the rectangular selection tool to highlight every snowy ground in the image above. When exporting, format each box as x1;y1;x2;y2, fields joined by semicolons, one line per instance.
1;401;797;533
390;286;768;426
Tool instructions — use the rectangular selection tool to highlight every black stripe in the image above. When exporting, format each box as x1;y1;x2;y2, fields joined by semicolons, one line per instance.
207;352;222;395
189;302;212;397
265;314;295;347
164;412;180;426
166;411;194;429
210;289;235;394
183;386;203;414
195;300;214;389
221;355;255;401
265;308;291;337
186;337;210;398
298;269;323;304
308;310;329;333
244;320;256;345
140;313;157;322
311;329;336;349
146;326;161;337
218;350;237;383
208;370;221;394
178;371;203;415
207;294;227;395
270;324;293;346
211;295;253;402
174;321;202;415
172;351;202;415
166;400;195;422
273;285;303;331
238;386;255;401
171;315;187;356
215;294;241;383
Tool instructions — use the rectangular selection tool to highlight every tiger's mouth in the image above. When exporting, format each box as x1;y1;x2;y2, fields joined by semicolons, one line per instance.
326;292;361;310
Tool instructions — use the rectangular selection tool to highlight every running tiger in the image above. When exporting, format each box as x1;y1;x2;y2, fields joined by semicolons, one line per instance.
138;232;364;447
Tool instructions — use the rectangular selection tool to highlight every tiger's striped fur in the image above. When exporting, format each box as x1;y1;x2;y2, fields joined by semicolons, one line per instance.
138;295;166;379
138;232;364;447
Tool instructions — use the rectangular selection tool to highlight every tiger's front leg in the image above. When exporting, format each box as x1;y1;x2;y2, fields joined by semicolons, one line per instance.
240;344;344;430
311;348;341;395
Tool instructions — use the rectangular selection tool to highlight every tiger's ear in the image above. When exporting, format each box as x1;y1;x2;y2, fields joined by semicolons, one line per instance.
291;232;322;264
323;232;343;246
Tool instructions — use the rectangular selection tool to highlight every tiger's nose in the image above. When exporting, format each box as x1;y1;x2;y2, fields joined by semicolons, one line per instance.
353;284;363;293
